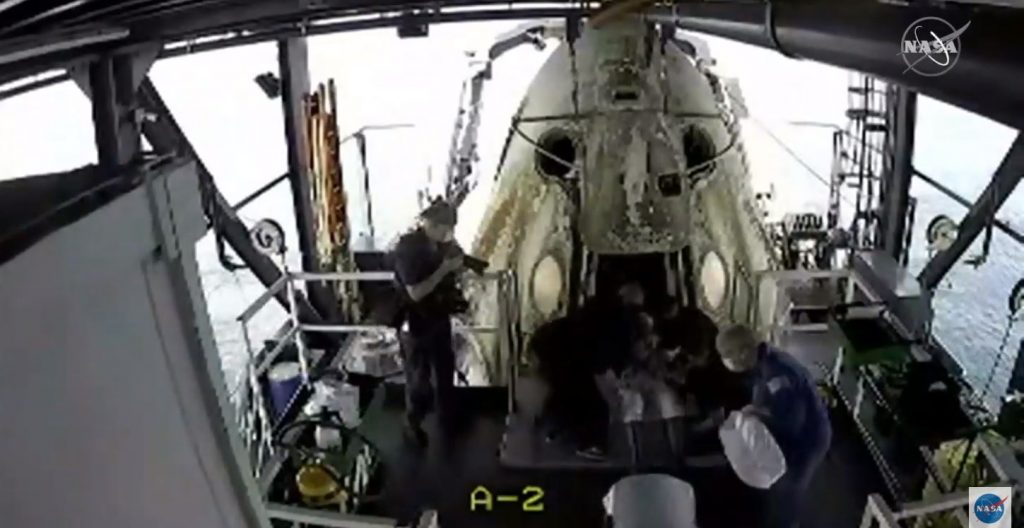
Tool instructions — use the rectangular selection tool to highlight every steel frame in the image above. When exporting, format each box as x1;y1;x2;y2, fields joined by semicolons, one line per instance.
919;133;1024;290
70;49;155;170
85;55;123;171
879;86;917;261
4;0;1024;137
0;4;585;88
277;36;338;320
135;77;325;323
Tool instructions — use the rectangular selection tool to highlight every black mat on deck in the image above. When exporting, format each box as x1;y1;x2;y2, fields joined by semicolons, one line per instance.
279;381;889;527
499;412;690;471
499;412;630;470
358;386;620;528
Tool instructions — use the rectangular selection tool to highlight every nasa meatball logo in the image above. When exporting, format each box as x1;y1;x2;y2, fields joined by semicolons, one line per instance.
900;17;970;77
970;487;1012;527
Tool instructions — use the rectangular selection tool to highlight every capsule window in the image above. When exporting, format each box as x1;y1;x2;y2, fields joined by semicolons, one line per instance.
683;125;716;174
535;129;576;178
613;89;640;102
531;254;564;318
700;250;728;311
657;172;683;197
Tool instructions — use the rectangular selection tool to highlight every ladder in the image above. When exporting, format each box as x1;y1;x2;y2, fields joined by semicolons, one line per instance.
828;73;891;251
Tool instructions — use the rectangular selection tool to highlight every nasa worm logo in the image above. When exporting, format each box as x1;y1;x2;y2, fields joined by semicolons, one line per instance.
970;487;1013;527
900;17;971;77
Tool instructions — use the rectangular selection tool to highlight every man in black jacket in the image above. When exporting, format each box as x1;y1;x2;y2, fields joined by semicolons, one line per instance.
391;199;464;446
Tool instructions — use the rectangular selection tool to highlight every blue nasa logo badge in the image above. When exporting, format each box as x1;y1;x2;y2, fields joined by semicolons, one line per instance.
970;487;1013;527
975;493;1007;523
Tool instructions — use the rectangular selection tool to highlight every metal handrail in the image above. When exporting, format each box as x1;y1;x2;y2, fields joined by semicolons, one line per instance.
235;269;516;381
860;482;1017;528
300;323;499;334
292;270;506;282
253;324;300;378
265;502;396;528
231;267;520;516
237;274;287;323
292;271;395;282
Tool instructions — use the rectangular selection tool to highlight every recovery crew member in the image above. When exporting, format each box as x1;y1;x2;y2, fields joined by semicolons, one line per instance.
715;324;832;528
532;282;647;459
391;199;464;447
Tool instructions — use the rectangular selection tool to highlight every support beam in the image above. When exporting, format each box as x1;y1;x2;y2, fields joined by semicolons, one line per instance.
880;86;917;259
914;169;1024;246
277;37;336;320
919;133;1024;290
73;49;158;171
134;78;324;324
75;56;323;324
87;56;122;171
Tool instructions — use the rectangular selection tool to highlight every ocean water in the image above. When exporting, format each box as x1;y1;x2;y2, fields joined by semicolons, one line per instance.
1;27;1021;408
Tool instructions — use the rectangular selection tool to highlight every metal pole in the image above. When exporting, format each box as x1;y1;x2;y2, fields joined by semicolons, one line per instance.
355;132;375;247
285;269;310;383
278;37;336;319
240;320;274;473
949;435;977;491
504;272;516;413
232;172;290;211
859;499;876;528
881;86;917;258
87;56;121;172
76;51;152;171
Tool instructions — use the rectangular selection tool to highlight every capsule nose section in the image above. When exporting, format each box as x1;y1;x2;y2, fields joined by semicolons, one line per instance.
579;115;692;253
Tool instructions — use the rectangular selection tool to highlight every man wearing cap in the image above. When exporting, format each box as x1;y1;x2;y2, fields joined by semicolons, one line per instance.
714;324;832;528
391;199;464;446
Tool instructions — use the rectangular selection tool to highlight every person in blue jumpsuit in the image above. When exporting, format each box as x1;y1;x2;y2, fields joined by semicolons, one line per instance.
715;324;832;528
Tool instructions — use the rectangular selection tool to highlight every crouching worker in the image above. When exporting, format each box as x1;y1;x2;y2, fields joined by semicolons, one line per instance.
392;199;464;447
715;325;832;528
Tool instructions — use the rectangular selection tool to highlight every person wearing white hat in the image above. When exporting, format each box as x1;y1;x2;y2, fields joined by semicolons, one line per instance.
715;324;832;528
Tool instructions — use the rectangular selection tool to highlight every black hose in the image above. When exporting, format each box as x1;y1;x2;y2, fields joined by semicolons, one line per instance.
272;413;380;457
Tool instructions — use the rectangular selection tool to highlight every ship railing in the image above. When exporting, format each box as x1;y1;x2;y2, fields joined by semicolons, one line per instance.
229;268;520;517
759;268;852;336
859;482;1018;528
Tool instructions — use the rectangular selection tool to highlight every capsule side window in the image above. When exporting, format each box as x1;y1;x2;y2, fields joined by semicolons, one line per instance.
683;125;716;176
534;129;576;179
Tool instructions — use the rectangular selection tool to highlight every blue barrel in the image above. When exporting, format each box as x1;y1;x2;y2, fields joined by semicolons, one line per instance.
267;362;302;419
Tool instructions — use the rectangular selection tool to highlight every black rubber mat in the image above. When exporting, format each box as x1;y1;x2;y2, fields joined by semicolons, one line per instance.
499;410;692;471
498;412;632;470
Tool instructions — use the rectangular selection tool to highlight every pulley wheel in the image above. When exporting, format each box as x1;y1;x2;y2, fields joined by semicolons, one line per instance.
251;218;286;257
1010;278;1024;315
925;215;958;251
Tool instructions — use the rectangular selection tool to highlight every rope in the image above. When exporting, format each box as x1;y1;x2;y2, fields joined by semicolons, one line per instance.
511;122;576;171
979;309;1022;402
509;115;739;182
724;88;856;207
